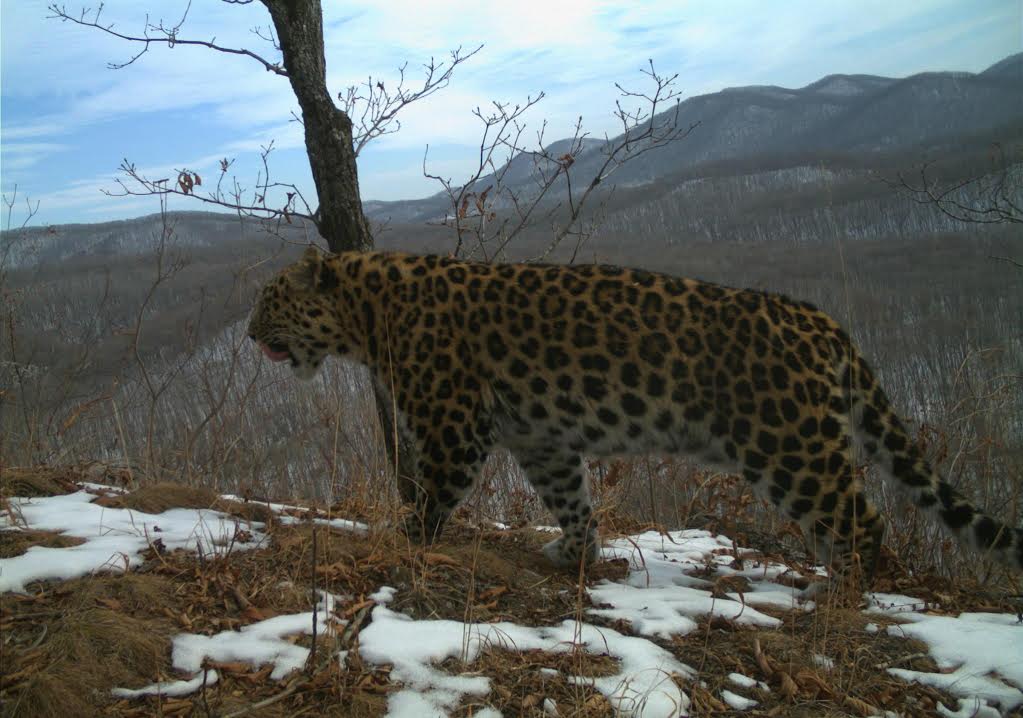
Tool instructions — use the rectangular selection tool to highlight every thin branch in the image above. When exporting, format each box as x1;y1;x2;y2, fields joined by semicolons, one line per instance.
989;255;1023;269
107;157;313;228
884;144;1022;225
422;60;697;263
47;3;286;75
341;45;483;157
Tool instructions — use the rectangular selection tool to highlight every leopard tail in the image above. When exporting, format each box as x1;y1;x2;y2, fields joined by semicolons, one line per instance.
841;354;1023;571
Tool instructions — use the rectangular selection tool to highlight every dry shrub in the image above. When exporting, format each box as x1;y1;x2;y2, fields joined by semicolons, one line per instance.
49;608;167;680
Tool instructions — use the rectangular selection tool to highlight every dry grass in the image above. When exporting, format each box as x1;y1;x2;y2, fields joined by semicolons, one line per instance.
2;471;1020;717
0;465;82;499
450;648;619;716
93;481;222;513
0;529;84;558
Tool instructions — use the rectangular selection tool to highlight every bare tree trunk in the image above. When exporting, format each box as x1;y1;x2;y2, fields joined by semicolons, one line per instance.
262;0;373;253
262;0;418;496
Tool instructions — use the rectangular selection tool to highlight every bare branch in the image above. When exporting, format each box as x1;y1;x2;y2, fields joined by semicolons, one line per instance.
2;185;41;234
1;186;43;278
536;61;697;258
423;93;546;260
884;144;1022;225
422;60;697;262
341;45;483;157
989;255;1023;269
107;153;314;230
250;22;280;51
47;3;286;75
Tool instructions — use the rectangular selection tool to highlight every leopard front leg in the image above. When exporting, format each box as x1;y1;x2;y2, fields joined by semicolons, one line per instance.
401;427;489;546
514;449;599;568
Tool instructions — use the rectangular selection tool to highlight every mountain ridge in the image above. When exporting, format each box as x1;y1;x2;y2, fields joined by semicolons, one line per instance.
363;53;1023;224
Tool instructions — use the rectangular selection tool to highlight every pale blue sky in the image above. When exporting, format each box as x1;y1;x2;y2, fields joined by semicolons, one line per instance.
1;0;1019;226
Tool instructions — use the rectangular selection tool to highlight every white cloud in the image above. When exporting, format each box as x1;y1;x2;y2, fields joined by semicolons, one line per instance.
0;141;69;172
1;122;70;141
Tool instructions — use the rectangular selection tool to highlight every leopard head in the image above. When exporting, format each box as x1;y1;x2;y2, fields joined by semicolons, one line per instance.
248;246;343;381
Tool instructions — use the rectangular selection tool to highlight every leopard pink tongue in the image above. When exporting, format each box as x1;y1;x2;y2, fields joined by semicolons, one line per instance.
260;343;290;362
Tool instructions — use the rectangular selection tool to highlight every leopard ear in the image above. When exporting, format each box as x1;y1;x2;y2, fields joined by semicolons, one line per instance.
287;246;322;290
301;245;320;264
289;246;337;293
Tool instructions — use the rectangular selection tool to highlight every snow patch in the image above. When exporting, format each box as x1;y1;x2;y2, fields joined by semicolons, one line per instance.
371;585;398;604
813;653;835;671
114;592;342;697
721;688;758;710
1;491;265;593
590;530;806;638
886;612;1023;710
937;697;1004;718
728;672;768;691
865;592;930;614
219;494;368;534
359;605;692;717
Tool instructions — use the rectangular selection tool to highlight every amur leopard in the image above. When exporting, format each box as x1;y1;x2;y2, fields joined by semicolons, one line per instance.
248;247;1022;575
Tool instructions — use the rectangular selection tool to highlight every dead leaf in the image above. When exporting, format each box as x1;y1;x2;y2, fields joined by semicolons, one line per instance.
477;585;508;602
423;552;459;567
241;606;269;622
778;671;799;701
207;661;253;674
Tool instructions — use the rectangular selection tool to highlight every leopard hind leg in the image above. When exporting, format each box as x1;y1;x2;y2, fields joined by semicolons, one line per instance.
514;448;599;568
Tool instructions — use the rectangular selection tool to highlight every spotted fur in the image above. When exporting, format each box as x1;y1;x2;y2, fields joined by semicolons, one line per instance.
249;247;1022;574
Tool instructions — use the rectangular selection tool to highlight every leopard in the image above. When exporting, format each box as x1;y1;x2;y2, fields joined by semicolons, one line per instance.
248;246;1022;576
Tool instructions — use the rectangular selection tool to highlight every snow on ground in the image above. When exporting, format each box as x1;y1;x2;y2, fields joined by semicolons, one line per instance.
863;592;1023;712
865;592;933;614
359;603;692;717
3;484;1022;716
0;488;266;592
721;688;758;710
813;653;835;671
219;493;369;534
885;609;1023;712
590;529;809;639
113;591;343;698
728;672;770;693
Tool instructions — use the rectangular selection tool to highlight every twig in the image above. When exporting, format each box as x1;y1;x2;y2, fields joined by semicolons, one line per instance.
309;527;318;672
339;603;373;649
47;3;286;75
874;652;928;670
221;684;299;718
989;255;1023;269
341;45;483;158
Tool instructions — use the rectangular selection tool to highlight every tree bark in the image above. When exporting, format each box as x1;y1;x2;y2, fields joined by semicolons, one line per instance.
262;0;372;253
261;0;419;496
